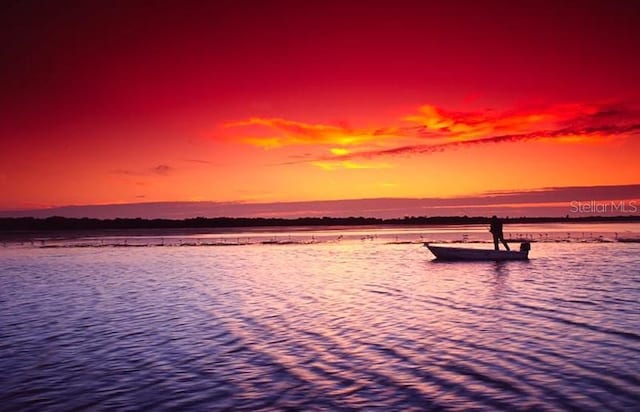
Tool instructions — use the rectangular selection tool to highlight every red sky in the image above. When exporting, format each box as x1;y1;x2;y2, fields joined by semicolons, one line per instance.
1;1;640;217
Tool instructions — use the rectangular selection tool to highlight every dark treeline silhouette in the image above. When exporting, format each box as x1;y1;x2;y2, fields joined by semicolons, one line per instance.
1;215;639;232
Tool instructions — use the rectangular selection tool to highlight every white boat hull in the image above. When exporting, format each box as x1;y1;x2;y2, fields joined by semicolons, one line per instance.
425;243;529;261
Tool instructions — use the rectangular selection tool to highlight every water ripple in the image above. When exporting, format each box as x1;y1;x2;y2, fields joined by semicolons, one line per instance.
1;241;639;410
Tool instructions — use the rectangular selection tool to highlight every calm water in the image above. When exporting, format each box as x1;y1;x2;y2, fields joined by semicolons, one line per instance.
1;227;639;410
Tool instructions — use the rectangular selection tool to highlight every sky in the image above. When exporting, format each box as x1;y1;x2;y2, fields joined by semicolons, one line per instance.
1;0;640;217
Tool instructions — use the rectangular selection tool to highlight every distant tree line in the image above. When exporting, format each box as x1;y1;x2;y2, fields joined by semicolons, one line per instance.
1;215;639;231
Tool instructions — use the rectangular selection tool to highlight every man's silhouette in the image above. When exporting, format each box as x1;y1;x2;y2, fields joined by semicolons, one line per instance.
489;215;510;251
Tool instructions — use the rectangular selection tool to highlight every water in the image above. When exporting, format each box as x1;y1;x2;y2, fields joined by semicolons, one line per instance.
1;227;639;410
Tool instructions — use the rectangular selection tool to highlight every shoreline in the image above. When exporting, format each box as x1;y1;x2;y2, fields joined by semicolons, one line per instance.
1;219;639;243
2;215;639;232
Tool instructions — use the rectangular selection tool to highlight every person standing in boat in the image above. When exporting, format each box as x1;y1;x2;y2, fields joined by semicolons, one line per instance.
489;215;510;251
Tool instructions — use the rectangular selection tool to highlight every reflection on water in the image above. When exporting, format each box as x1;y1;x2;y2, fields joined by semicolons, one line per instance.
0;237;639;410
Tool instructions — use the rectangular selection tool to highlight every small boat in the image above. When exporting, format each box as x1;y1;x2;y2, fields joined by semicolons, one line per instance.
425;242;530;261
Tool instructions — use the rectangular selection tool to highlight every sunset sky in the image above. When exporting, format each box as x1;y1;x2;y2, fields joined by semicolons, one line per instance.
2;1;640;217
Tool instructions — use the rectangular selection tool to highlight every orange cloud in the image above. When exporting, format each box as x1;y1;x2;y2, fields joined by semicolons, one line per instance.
335;123;640;160
226;102;640;163
401;103;614;141
225;117;400;148
330;147;351;156
310;160;392;171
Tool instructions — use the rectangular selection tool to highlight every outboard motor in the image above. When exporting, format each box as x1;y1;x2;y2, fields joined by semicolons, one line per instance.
520;242;531;252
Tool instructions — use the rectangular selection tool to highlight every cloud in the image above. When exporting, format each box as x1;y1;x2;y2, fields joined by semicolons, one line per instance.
330;147;350;156
225;117;400;148
3;184;639;219
225;101;640;163
400;102;640;141
112;165;174;177
151;165;172;175
112;169;144;176
183;158;218;165
310;160;393;171
336;123;640;160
